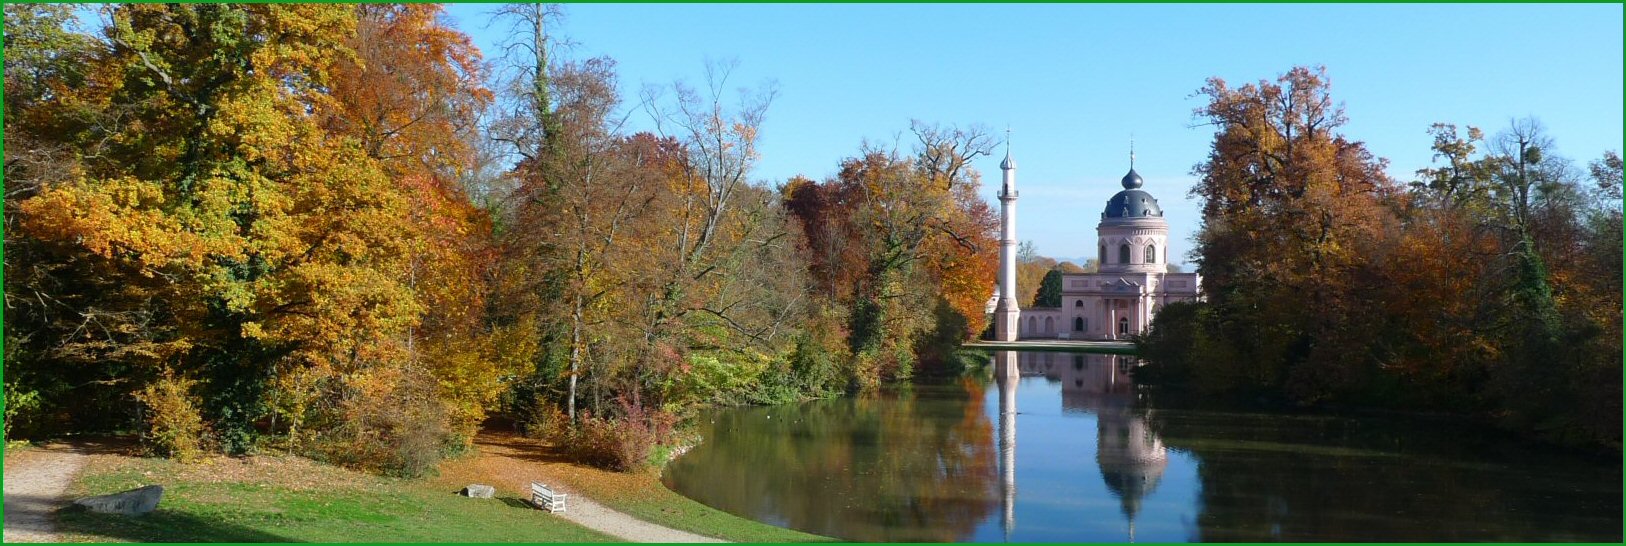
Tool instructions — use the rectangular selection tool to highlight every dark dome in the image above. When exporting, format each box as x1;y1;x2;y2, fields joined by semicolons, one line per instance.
1103;189;1163;219
1120;168;1144;189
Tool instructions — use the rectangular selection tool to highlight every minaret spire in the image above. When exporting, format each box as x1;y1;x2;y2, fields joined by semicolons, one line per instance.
1129;134;1136;169
1000;127;1016;172
994;128;1020;341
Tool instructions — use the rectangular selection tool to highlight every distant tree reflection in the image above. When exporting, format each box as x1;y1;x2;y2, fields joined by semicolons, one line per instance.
664;383;999;541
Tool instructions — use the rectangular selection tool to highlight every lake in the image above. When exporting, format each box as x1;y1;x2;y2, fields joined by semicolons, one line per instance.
662;351;1622;542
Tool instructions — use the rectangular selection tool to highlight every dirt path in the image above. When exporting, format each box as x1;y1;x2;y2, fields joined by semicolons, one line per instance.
438;433;726;543
3;444;89;543
557;494;724;543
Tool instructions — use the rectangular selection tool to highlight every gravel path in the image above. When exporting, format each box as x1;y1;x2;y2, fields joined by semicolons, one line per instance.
557;494;725;543
437;433;729;543
3;444;89;543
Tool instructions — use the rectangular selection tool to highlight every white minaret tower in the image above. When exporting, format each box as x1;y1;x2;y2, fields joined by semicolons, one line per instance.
994;135;1021;341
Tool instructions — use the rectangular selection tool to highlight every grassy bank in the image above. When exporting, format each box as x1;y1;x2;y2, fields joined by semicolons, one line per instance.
435;432;834;542
56;448;615;543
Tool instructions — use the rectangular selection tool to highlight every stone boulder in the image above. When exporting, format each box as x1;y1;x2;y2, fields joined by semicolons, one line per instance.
462;484;495;499
73;485;163;516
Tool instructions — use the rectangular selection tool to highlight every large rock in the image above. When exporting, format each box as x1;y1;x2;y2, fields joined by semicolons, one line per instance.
73;485;163;516
462;484;495;499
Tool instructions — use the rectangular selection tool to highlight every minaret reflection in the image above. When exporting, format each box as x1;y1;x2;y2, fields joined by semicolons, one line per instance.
1018;351;1167;541
993;350;1018;542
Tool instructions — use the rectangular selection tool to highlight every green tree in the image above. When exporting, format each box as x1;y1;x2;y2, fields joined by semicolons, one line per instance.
1033;269;1063;307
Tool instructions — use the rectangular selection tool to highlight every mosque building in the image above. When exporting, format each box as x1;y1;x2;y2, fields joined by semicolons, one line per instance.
990;144;1202;341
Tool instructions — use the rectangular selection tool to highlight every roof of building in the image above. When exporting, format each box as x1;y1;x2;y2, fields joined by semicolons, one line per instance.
1120;168;1144;189
1098;418;1168;521
1102;187;1163;219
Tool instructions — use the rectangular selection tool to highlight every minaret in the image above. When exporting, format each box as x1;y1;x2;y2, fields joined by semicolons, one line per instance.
994;136;1021;341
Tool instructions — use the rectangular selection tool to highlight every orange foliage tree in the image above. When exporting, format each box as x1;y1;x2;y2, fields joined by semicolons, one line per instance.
1139;66;1620;449
784;122;1000;384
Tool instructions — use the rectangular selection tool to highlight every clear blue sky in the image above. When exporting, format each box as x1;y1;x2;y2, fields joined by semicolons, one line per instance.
445;3;1623;267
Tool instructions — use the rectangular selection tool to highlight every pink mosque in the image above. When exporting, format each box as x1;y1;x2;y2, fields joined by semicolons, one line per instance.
990;146;1202;341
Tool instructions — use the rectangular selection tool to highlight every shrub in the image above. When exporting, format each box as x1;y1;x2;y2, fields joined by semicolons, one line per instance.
134;375;208;462
3;380;42;442
663;352;762;409
1133;300;1208;387
746;359;804;406
562;398;677;472
524;401;570;441
307;369;454;478
787;333;842;394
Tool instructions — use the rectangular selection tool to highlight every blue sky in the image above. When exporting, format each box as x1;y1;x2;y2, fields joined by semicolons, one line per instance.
444;3;1623;267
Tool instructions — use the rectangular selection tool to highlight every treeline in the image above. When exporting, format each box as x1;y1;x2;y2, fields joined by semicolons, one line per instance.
2;4;998;475
1138;67;1622;450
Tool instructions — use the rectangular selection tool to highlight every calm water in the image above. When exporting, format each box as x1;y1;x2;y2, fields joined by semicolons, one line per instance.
662;351;1623;542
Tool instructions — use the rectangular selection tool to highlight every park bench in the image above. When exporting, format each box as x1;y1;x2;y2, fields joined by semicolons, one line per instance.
531;482;566;513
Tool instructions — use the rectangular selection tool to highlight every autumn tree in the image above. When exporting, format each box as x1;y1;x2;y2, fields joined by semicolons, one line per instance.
626;62;803;376
3;3;100;438
4;5;435;460
321;3;509;450
1142;65;1620;450
0;4;565;473
504;56;662;421
1149;66;1397;401
490;2;565;163
785;122;999;385
496;54;818;437
1029;258;1094;307
1013;240;1053;306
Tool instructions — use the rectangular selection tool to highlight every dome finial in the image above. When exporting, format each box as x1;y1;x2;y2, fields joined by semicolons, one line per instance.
1000;126;1016;170
1119;134;1143;189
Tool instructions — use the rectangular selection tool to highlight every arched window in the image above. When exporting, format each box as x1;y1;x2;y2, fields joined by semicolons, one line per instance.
1118;316;1129;335
1074;299;1083;307
1145;244;1157;264
1074;317;1085;332
1118;244;1130;264
1044;316;1055;334
1027;316;1037;334
1099;244;1105;263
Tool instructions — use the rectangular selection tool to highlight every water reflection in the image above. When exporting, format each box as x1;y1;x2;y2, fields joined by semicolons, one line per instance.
1014;351;1168;540
663;351;1622;542
993;352;1016;541
662;377;1000;541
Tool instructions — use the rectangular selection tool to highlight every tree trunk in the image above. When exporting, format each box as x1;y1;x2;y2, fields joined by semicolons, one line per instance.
568;291;582;422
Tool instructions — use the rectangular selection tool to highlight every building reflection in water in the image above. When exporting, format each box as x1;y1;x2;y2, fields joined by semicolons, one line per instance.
996;350;1168;541
992;351;1018;541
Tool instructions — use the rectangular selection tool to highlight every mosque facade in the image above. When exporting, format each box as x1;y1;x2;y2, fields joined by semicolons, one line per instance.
990;147;1202;341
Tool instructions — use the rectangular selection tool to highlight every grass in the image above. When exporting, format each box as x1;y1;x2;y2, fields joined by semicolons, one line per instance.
434;432;836;543
48;432;833;543
558;472;833;543
55;450;616;543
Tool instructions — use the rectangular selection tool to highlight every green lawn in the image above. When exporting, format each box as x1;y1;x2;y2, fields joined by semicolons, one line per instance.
583;482;833;543
432;432;836;542
57;454;615;543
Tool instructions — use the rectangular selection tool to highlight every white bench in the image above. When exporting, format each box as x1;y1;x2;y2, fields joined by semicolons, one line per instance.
531;482;566;513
